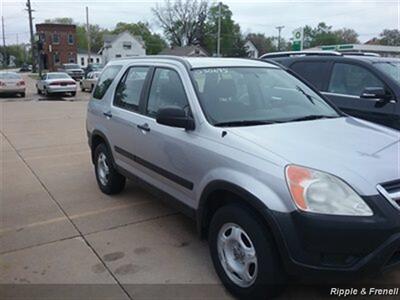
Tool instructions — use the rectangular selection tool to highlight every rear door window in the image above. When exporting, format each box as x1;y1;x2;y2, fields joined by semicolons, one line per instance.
328;63;384;96
93;65;122;99
290;61;330;90
114;67;150;112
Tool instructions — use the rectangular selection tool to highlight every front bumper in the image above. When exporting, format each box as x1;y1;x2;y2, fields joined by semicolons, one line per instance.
47;85;76;94
269;194;400;280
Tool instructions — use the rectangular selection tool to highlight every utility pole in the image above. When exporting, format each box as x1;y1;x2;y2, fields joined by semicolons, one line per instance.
2;16;6;67
276;25;284;51
216;2;222;57
26;0;36;72
86;6;91;66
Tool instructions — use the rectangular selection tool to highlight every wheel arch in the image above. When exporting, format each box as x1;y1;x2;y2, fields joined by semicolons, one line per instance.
90;130;115;167
196;180;290;264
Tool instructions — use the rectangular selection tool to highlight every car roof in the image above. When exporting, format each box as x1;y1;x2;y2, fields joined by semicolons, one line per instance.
108;55;279;69
269;54;400;65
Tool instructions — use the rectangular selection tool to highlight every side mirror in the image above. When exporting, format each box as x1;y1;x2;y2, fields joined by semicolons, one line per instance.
156;107;195;130
360;87;389;100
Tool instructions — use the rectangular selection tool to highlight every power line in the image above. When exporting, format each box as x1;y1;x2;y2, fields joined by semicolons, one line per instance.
2;16;6;67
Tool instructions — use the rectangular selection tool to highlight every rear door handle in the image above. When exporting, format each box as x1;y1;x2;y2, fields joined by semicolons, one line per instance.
137;123;150;132
103;112;112;119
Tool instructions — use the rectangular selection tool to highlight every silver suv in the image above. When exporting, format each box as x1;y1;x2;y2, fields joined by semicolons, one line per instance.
86;56;399;299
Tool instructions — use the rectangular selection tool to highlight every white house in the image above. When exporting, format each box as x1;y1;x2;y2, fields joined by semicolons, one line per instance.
245;40;259;58
99;31;146;64
77;50;102;68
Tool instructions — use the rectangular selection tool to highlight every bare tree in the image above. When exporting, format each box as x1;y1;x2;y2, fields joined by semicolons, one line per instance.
152;0;208;46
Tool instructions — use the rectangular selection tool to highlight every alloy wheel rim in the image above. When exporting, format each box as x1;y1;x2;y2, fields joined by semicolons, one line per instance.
217;222;258;288
97;152;109;186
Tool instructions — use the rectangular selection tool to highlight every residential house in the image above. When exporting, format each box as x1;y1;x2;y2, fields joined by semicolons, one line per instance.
244;40;259;58
159;45;209;57
99;31;146;64
77;50;102;68
36;23;77;71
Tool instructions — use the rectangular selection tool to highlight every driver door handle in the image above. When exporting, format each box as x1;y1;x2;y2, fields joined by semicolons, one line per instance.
137;123;150;132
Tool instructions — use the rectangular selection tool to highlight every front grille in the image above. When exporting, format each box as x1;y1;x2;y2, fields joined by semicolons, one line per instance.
377;179;400;210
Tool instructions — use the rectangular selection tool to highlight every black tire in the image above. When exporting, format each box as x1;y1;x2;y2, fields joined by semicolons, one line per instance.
209;204;286;300
94;143;126;195
37;88;41;95
21;92;26;97
71;92;76;97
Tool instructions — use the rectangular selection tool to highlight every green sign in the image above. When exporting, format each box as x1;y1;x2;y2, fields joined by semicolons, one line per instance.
292;41;301;51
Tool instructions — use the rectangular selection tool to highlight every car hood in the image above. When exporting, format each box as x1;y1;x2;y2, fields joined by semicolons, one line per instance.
228;117;399;195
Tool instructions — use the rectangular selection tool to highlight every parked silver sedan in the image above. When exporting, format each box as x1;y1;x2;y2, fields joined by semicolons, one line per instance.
36;72;77;96
80;71;101;92
0;72;26;97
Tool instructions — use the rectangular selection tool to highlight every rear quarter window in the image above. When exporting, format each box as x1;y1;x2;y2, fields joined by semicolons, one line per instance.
93;65;122;100
290;61;330;90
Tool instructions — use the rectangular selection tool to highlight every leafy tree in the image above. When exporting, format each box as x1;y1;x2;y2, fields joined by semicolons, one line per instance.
112;22;166;54
378;29;400;46
303;22;359;48
152;0;208;46
204;3;247;57
76;24;108;53
246;33;277;55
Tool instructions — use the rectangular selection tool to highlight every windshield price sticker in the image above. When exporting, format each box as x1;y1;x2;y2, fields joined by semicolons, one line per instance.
330;287;400;297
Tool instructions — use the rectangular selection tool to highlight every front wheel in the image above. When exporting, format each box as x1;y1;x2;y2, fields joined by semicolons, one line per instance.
94;143;126;195
209;204;286;300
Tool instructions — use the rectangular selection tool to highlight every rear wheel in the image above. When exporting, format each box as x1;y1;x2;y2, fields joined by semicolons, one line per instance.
209;204;286;300
94;143;126;195
71;91;76;97
20;92;26;97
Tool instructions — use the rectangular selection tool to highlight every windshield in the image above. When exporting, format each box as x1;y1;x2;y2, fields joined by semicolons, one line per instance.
64;64;81;69
191;67;339;126
0;72;21;80
47;73;70;79
374;61;400;82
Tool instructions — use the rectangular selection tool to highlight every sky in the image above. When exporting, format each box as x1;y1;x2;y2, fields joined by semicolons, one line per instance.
1;0;399;46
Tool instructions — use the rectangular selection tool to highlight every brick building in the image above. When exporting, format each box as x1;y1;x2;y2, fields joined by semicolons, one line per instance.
35;23;78;71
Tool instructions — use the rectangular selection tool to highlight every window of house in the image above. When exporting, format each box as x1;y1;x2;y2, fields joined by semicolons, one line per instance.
52;33;60;44
53;52;60;65
115;54;122;58
39;33;46;42
80;57;85;66
93;65;123;100
68;53;75;63
90;58;94;63
96;58;100;63
68;34;74;45
123;42;132;50
114;67;149;112
146;68;189;118
328;63;384;96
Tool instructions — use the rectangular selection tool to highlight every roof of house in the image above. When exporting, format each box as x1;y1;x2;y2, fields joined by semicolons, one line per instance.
159;45;210;57
103;32;145;47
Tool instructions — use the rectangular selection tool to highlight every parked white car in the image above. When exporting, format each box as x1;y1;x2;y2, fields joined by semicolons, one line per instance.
80;71;101;92
36;72;77;96
0;72;25;97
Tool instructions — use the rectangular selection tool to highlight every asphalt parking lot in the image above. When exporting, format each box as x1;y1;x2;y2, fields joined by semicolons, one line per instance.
1;74;399;300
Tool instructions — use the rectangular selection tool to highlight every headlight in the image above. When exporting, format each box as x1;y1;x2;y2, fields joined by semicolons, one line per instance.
285;165;373;216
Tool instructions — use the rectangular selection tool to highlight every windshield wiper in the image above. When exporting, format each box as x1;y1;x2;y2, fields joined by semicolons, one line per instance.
214;120;279;127
287;115;338;122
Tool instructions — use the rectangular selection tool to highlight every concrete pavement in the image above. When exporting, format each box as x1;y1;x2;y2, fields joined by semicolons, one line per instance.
1;74;399;300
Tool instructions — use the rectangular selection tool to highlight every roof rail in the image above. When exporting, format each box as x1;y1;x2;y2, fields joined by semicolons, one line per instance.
342;52;381;57
259;51;342;59
112;55;193;69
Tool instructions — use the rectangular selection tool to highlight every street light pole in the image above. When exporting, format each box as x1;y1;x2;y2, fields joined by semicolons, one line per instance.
276;25;284;51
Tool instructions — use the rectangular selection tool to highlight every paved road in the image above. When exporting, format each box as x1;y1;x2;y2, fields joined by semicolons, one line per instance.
0;75;399;299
